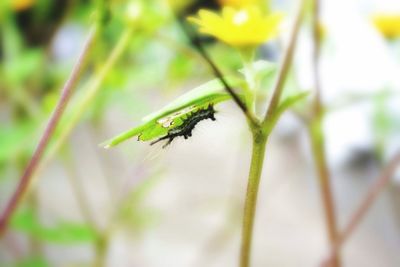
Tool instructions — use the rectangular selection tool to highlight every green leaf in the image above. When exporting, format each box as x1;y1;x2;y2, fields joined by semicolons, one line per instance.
265;91;309;131
238;60;277;93
239;60;276;82
10;208;97;244
16;257;49;267
102;77;244;148
168;53;194;82
0;120;37;166
35;222;97;244
10;208;36;232
6;49;44;84
0;256;49;267
277;91;310;116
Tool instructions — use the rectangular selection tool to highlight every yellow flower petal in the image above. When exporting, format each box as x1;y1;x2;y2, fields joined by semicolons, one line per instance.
372;14;400;39
188;6;283;47
218;0;261;8
198;9;223;27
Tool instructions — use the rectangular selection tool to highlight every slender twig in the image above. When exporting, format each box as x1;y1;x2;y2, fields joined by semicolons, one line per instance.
309;1;341;266
262;1;305;124
312;0;322;113
62;144;109;267
22;29;134;266
309;123;341;267
37;27;134;174
175;19;256;123
62;144;99;231
190;37;249;115
0;26;99;238
322;152;400;267
341;154;400;243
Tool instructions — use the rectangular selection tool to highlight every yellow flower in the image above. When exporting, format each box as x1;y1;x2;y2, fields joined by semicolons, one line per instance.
372;14;400;39
11;0;35;11
188;6;282;47
218;0;261;8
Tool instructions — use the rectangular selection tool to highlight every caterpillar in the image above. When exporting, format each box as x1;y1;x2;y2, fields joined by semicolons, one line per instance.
150;105;216;148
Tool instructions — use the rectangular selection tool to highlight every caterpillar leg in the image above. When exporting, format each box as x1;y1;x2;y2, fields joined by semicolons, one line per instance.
162;137;174;148
150;135;168;146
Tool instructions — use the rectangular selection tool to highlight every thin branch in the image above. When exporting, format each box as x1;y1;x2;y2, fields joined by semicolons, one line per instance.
175;19;256;123
190;37;249;114
310;0;341;266
312;0;323;113
62;144;99;231
309;124;341;267
0;26;99;238
263;1;305;123
38;27;133;172
322;152;400;267
0;29;137;249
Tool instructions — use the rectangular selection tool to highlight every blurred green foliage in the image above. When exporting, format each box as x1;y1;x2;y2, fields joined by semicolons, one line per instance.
3;0;397;266
10;207;97;244
0;1;245;266
16;256;49;267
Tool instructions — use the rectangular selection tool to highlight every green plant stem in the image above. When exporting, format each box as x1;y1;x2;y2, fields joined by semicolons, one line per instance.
239;2;305;266
263;1;305;123
26;187;44;257
94;230;111;267
240;49;257;115
0;25;99;238
240;126;268;267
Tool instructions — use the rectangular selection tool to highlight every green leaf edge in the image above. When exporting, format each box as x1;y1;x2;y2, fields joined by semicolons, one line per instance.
266;91;310;132
101;78;244;148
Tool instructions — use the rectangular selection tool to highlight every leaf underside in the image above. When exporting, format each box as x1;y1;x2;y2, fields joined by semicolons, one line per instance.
102;77;244;148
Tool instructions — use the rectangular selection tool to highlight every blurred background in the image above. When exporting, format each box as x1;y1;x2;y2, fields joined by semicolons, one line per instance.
1;0;400;266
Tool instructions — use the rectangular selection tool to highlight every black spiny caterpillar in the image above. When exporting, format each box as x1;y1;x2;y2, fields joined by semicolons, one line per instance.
150;105;216;148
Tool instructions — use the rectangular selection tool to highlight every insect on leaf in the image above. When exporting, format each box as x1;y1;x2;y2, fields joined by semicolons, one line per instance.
101;77;244;148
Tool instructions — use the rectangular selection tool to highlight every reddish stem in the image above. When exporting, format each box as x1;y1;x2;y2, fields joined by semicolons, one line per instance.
310;0;341;266
0;27;98;237
322;153;400;266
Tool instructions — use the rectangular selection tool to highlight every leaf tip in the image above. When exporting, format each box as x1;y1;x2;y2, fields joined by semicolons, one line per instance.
99;141;112;149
